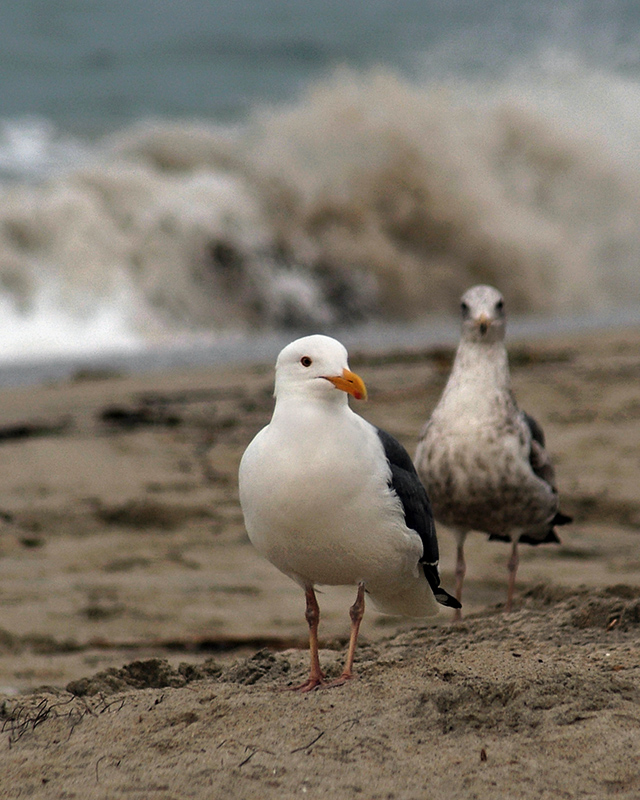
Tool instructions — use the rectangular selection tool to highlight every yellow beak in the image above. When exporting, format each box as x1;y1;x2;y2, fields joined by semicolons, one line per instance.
323;368;367;401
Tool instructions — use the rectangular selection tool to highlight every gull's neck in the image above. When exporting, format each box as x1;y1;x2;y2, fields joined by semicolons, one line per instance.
272;390;350;425
437;338;511;417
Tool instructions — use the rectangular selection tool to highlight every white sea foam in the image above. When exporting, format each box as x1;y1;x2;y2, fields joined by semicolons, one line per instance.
0;54;640;366
0;117;92;183
0;279;142;364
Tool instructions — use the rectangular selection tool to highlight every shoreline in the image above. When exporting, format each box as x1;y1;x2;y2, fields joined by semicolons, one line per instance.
0;306;638;389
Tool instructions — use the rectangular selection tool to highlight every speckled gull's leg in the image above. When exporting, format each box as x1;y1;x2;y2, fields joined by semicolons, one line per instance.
506;540;519;612
453;531;467;621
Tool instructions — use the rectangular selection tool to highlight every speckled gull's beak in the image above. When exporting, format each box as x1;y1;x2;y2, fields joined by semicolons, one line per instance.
323;368;367;401
477;313;491;335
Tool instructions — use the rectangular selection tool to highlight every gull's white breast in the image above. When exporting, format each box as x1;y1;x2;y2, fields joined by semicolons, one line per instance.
239;403;422;589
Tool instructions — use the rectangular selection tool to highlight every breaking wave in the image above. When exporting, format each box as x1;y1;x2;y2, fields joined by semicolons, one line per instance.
1;55;640;362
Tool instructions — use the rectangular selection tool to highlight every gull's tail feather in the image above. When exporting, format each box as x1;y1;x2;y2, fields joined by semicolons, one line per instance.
552;511;573;526
422;562;461;609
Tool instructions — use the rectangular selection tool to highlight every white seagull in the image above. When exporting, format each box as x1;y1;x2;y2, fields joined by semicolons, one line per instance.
239;334;459;691
415;285;571;617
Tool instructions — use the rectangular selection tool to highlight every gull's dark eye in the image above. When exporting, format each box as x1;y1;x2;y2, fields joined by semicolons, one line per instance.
496;299;504;312
300;356;312;367
461;301;470;315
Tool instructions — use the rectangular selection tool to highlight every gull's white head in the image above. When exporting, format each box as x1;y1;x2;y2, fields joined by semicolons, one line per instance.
274;334;367;402
460;284;506;344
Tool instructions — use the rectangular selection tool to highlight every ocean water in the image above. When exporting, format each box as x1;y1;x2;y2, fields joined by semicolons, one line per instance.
1;0;640;377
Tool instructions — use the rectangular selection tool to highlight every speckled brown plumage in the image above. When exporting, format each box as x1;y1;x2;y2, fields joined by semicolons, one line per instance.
415;285;571;615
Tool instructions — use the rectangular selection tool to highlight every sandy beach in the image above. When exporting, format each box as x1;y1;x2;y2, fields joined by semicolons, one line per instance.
0;325;639;799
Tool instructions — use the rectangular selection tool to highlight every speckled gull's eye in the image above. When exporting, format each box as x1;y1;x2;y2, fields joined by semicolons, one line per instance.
300;356;312;367
496;299;504;312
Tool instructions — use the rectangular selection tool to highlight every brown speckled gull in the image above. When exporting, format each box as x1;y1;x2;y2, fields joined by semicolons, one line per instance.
415;285;572;616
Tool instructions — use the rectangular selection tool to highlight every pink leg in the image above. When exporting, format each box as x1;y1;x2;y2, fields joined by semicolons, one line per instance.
453;540;466;621
329;582;366;687
290;586;326;692
506;540;519;612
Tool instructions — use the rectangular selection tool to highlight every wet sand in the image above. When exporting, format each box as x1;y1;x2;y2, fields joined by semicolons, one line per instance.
0;325;639;798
